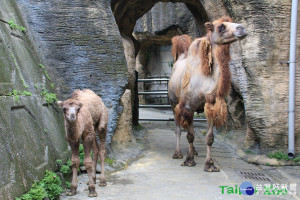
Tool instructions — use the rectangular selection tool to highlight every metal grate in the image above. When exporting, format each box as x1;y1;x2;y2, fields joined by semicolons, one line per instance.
240;171;272;181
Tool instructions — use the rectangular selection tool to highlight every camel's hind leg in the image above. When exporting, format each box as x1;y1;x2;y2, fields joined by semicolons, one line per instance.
97;111;108;187
204;125;219;172
92;136;99;184
172;119;183;159
181;124;196;167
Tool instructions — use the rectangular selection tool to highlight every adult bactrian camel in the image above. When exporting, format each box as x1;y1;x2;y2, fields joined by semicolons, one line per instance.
168;16;247;172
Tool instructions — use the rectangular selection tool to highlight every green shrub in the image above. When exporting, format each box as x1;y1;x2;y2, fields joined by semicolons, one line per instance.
16;171;63;200
17;182;47;200
267;151;300;163
40;170;63;200
267;151;289;161
59;164;70;174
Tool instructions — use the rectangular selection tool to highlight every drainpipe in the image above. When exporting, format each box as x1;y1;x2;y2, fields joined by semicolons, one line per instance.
288;0;299;158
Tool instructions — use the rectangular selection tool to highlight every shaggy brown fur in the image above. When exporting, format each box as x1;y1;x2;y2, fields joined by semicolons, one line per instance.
171;34;192;61
215;44;231;98
204;97;228;128
204;44;231;127
174;102;194;130
200;38;213;76
57;89;108;197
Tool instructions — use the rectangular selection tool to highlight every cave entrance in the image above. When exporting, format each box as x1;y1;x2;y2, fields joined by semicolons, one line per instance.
138;44;172;106
111;0;210;125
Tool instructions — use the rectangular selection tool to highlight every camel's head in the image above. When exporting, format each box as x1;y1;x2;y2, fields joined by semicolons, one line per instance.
57;99;83;123
205;16;247;45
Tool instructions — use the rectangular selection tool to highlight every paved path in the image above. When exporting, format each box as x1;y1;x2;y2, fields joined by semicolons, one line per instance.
60;123;300;200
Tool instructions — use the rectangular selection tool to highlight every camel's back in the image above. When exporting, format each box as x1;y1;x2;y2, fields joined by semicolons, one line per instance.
71;89;106;123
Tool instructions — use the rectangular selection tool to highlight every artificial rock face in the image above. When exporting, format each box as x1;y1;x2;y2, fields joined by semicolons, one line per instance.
0;0;299;199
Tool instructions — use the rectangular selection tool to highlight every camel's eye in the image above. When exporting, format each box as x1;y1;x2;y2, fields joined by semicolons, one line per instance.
63;108;66;113
218;24;225;32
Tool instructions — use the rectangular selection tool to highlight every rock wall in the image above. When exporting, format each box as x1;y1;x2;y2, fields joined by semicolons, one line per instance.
0;0;69;199
16;0;128;145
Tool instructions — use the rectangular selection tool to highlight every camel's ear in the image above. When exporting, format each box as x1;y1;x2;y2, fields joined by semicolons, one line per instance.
57;101;64;108
205;22;213;32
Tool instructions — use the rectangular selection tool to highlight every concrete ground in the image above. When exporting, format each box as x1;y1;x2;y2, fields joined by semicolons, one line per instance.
60;108;300;200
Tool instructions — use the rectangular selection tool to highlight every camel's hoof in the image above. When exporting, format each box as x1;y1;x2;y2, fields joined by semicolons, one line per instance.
181;159;196;167
99;179;107;187
193;150;198;156
172;151;183;159
66;189;76;196
88;187;98;197
204;159;220;172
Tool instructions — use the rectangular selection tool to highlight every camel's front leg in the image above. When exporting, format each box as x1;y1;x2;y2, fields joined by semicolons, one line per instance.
83;133;98;197
172;120;183;159
181;124;196;167
204;125;219;172
67;142;80;196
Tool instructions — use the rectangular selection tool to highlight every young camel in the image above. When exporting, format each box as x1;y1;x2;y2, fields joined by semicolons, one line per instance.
57;89;108;197
168;16;247;171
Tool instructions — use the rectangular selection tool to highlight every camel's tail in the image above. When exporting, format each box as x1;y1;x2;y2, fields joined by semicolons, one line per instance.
174;102;193;130
171;34;192;62
204;97;228;128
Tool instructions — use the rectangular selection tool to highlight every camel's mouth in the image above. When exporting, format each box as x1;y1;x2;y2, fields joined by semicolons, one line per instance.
234;26;247;40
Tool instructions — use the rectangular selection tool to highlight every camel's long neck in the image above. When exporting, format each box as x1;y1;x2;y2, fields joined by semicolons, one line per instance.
65;120;79;140
214;44;231;98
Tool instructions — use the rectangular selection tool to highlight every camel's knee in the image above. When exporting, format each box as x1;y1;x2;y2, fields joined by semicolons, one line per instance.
71;182;78;190
187;132;194;143
71;157;80;168
84;158;93;171
206;133;214;146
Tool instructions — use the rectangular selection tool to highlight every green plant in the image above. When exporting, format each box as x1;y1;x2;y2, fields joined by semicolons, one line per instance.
56;159;63;166
7;90;32;102
39;64;51;81
40;89;57;105
79;144;84;166
40;170;63;200
21;91;32;96
105;157;116;167
8;19;26;32
59;164;70;174
133;124;144;131
168;60;174;68
267;151;300;163
244;149;254;155
293;156;300;163
16;171;63;200
267;151;290;161
17;182;47;200
66;159;72;167
65;181;71;189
